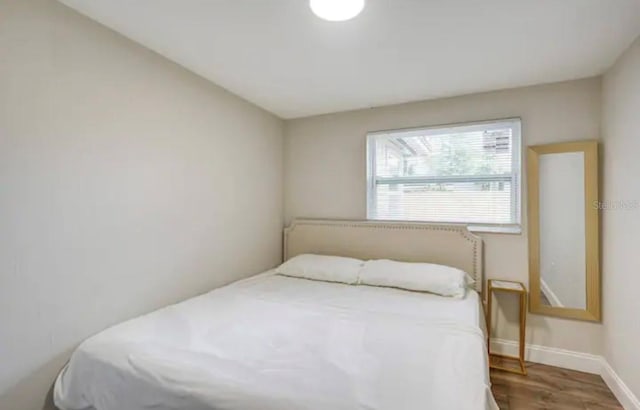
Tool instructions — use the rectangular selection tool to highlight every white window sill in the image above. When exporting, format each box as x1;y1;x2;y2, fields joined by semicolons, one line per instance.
366;218;523;235
467;225;522;235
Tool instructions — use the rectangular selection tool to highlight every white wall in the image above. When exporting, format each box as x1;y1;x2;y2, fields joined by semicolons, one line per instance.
602;35;640;399
285;78;604;354
0;1;283;409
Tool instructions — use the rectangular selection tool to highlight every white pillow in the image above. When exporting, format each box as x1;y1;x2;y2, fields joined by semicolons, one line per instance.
275;254;363;284
358;259;472;298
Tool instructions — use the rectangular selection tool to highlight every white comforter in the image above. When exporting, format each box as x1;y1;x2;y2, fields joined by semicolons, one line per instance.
54;271;498;410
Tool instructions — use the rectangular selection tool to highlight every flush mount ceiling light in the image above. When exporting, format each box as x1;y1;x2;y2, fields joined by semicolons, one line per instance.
309;0;365;22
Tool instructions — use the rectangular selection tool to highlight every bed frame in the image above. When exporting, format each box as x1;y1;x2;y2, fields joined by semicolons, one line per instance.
284;219;484;293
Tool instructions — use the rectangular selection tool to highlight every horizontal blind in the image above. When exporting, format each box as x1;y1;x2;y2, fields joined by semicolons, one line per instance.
367;119;521;227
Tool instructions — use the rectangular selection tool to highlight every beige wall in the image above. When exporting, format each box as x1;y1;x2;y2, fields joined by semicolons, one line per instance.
0;1;283;409
602;35;640;399
285;78;604;354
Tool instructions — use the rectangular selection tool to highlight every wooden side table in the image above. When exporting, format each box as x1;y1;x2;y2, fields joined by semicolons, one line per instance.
486;279;527;375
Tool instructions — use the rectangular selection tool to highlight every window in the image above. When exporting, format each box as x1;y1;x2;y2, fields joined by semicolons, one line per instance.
366;119;521;233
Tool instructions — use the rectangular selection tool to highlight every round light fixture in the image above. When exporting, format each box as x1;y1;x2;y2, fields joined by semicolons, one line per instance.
309;0;365;22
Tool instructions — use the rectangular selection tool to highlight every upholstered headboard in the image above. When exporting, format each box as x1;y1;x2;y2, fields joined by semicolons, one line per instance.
284;219;484;293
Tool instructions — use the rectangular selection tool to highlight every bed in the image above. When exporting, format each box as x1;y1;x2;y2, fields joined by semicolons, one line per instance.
54;219;498;410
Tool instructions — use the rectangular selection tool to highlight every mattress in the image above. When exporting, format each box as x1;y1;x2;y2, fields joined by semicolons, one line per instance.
54;270;498;410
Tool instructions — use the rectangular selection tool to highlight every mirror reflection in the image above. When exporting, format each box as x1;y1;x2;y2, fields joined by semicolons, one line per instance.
538;152;586;309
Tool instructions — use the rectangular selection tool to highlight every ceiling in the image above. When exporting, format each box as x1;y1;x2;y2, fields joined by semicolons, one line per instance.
58;0;640;119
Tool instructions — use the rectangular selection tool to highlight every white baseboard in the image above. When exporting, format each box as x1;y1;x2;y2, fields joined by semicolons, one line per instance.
490;338;602;374
601;360;640;410
490;338;640;410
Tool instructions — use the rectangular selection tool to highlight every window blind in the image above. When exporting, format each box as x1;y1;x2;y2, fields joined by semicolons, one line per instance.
366;119;521;231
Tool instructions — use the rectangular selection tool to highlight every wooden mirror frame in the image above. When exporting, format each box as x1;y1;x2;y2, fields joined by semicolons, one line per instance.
527;141;601;321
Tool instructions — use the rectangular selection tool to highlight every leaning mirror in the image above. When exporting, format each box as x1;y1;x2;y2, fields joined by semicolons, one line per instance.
528;141;600;321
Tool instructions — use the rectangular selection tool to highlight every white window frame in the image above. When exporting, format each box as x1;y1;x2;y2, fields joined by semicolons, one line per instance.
366;118;522;234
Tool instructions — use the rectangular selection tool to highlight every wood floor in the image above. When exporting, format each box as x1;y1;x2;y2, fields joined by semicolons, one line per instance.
490;361;623;409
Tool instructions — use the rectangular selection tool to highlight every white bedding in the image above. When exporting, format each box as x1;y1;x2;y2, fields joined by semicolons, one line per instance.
54;271;498;410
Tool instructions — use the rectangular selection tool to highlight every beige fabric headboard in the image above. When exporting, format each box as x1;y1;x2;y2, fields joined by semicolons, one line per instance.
284;219;484;293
